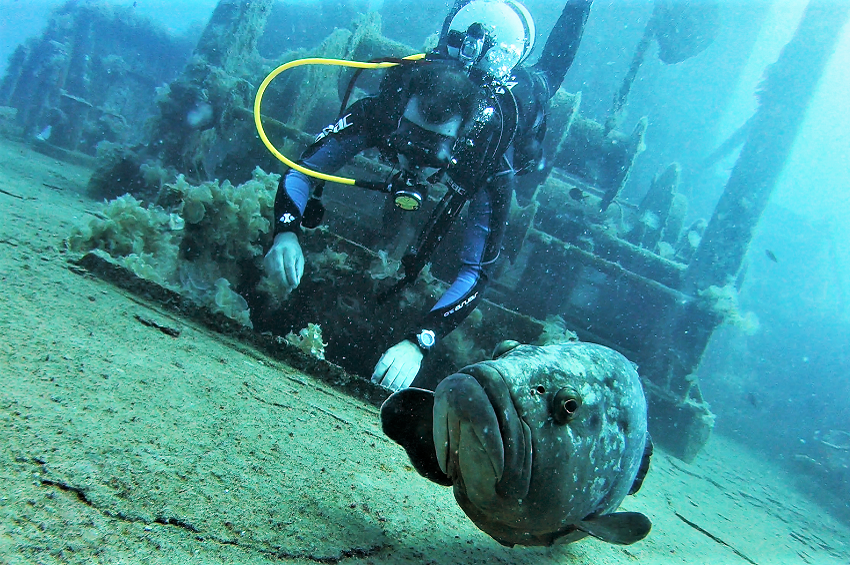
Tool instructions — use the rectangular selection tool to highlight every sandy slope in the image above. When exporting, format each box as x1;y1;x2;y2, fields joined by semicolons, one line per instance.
0;137;848;564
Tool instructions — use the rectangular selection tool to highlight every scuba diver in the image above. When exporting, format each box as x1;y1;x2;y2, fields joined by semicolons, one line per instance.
264;0;592;391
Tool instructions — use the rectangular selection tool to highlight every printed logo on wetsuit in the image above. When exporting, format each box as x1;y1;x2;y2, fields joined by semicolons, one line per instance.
315;113;353;143
443;292;479;317
279;212;296;224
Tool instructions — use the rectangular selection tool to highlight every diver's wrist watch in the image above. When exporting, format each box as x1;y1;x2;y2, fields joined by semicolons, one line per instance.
413;329;436;355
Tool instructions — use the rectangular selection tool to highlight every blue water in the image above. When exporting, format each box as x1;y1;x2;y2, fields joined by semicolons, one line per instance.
2;0;849;553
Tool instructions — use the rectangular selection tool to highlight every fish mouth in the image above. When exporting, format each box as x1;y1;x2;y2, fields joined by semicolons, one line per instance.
433;362;532;501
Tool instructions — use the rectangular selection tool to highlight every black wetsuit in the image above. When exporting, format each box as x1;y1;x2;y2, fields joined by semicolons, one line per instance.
273;0;592;348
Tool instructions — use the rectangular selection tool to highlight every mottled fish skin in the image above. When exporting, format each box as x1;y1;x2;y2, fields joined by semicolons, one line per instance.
433;341;648;547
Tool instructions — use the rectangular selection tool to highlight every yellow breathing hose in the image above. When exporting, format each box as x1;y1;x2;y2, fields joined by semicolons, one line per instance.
253;54;426;186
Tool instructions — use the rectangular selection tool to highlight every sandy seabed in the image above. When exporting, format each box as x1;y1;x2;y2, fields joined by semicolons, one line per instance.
0;137;848;564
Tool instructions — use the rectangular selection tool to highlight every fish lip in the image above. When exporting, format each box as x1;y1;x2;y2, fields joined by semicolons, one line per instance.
434;371;504;483
454;361;533;500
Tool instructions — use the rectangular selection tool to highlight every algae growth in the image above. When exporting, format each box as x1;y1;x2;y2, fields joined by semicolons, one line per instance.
68;167;281;327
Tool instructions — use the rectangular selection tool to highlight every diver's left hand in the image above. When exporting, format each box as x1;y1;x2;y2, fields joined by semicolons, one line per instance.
372;340;424;391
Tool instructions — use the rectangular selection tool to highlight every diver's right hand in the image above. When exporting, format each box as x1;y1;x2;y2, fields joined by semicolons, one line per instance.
264;232;304;290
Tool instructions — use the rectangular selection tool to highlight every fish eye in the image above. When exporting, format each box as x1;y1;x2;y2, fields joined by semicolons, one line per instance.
552;388;582;425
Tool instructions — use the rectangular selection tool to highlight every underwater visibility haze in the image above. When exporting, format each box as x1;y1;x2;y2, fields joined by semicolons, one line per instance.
0;0;849;563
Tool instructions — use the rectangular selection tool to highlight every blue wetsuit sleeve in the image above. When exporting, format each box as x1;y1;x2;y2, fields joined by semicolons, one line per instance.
432;189;491;310
283;170;311;214
432;264;484;311
292;136;369;210
417;186;498;339
273;134;370;235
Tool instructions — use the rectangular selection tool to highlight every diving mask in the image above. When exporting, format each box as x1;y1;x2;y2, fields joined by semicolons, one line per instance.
387;96;462;211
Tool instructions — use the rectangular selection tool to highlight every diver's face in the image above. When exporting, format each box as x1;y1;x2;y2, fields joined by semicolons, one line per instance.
391;96;461;176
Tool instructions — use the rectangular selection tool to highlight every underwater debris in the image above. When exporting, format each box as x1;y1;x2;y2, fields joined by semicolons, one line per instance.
286;323;327;360
0;187;24;200
336;294;363;316
656;241;675;260
133;313;181;337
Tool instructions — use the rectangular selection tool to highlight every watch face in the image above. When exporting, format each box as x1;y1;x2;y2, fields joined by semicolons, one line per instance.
418;329;436;348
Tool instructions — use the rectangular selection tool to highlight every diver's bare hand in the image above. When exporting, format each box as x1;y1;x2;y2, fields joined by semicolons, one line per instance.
372;340;423;391
264;232;304;290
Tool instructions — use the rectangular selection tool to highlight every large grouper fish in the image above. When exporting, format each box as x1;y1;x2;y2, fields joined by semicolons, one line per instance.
381;340;653;547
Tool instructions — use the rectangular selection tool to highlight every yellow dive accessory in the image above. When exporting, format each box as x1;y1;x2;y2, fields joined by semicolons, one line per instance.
394;193;422;211
253;54;426;187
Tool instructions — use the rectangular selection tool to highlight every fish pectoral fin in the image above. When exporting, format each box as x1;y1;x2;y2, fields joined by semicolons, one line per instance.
574;512;652;545
381;388;452;486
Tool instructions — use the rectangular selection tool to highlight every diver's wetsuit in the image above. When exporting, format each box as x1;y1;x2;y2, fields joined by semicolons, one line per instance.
273;0;592;348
